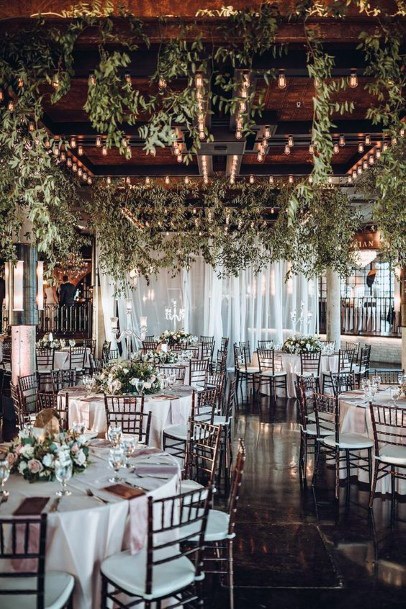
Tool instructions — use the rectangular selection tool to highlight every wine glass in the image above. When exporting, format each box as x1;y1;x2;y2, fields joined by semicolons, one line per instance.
107;423;122;447
82;374;92;394
371;375;381;391
108;447;125;482
121;436;138;467
0;458;10;498
69;339;76;347
54;454;72;496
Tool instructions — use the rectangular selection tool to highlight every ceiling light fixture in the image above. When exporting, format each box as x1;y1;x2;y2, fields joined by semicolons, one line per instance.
339;134;345;147
278;69;287;89
349;69;358;88
358;142;364;153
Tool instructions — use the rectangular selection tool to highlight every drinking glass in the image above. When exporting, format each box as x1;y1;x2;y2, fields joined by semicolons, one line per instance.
82;374;92;394
0;459;10;498
107;423;122;447
371;375;381;391
389;386;401;405
121;436;138;467
108;447;125;482
69;339;76;347
54;455;72;496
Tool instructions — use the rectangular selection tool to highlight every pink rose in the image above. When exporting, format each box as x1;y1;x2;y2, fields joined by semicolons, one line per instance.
70;443;79;454
27;459;43;474
6;452;17;467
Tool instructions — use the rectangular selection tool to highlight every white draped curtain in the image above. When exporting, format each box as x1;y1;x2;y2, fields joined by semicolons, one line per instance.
97;251;319;362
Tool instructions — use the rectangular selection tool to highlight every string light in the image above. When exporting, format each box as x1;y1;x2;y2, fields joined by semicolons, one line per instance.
349;69;358;88
369;155;374;165
145;176;151;185
125;73;131;84
333;141;339;154
195;71;206;141
358;142;364;153
60;151;66;162
82;172;88;182
70;136;77;149
52;73;60;89
339;134;345;147
235;72;250;140
269;175;274;184
77;166;83;177
102;145;108;156
106;176;111;185
125;177;131;185
288;175;294;184
158;77;167;91
88;73;96;86
7;100;14;112
249;175;255;184
352;170;357;180
277;69;287;89
67;157;72;168
0;90;3;102
308;175;313;184
382;141;388;152
96;135;102;147
357;165;362;175
328;176;333;184
375;148;381;159
391;135;397;145
309;142;314;154
400;126;405;137
88;177;92;185
184;176;190;185
257;151;264;162
365;134;371;145
264;125;271;139
362;160;368;170
165;175;170;185
78;145;84;156
177;153;183;163
288;135;294;147
17;77;24;88
72;162;78;173
284;144;291;155
347;175;353;184
53;144;59;157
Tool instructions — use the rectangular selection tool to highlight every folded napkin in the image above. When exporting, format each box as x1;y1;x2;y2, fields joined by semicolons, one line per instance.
14;497;49;516
103;483;145;500
133;447;162;458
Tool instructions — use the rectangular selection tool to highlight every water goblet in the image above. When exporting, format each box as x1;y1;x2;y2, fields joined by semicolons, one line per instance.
69;339;76;347
107;423;122;447
72;421;86;435
54;454;72;496
121;436;138;467
108;446;125;482
0;458;10;498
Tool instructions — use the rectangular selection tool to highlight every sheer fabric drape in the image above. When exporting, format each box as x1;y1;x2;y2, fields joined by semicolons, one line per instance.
98;253;318;361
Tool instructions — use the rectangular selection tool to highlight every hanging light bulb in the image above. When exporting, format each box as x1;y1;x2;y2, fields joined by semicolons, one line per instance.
269;175;274;184
375;148;381;159
125;177;131;185
102;145;108;156
78;145;84;156
60;151;66;162
236;129;242;140
391;135;397;145
145;176;151;185
0;90;3;102
165;176;170;185
248;175;254;184
96;135;102;147
347;175;352;184
358;142;364;153
365;134;371;145
88;73;96;86
328;176;333;184
362;160;368;170
158;76;167;91
278;69;287;89
122;137;128;148
106;176;111;185
264;125;271;139
72;162;78;172
400;126;405;137
308;174;313;184
257;151;264;162
229;176;235;185
369;155;374;165
284;144;291;155
288;135;294;147
82;172;88;182
333;141;339;154
177;153;183;163
349;69;358;88
17;77;24;88
28;121;35;132
88;177;92;185
125;72;131;84
339;134;345;147
52;73;60;89
288;175;294;184
352;170;357;180
309;142;314;154
382;141;388;152
357;165;362;175
7;100;14;112
53;144;60;156
77;166;83;177
184;176;190;185
67;157;72;168
70;136;77;149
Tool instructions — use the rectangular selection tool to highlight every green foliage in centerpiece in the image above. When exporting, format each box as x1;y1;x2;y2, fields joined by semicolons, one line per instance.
282;336;322;355
133;350;179;364
93;360;161;395
7;430;89;482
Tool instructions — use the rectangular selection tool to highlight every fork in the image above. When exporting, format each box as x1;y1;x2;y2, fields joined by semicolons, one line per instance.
86;488;109;504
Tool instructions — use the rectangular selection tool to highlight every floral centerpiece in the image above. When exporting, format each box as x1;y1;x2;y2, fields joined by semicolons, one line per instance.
159;329;191;346
133;350;179;365
6;429;89;482
92;360;161;395
36;337;62;349
281;335;322;355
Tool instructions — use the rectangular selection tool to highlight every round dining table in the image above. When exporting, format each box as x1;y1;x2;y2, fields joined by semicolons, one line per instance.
1;444;180;609
66;386;194;448
339;388;406;495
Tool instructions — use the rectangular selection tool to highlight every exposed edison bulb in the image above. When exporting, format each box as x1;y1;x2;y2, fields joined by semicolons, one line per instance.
269;175;274;184
88;177;92;185
0;90;3;101
358;142;364;153
230;176;235;185
347;175;352;184
125;73;131;84
102;145;108;156
308;175;313;184
44;138;51;149
368;155;374;165
375;148;381;159
278;69;287;89
264;125;271;139
249;175;255;184
53;144;59;157
309;142;314;154
288;135;294;147
284;144;291;155
88;73;96;86
78;166;83;177
352;170;357;180
82;172;88;182
122;137;128;148
158;76;167;91
177;153;183;163
365;134;371;145
236;129;242;140
145;176;151;185
60;151;66;162
78;145;84;156
7;100;14;112
184;176;190;185
357;165;362;175
288;175;294;184
72;162;78;173
17;77;24;88
125;177;131;185
400;126;405;137
106;176;111;185
70;136;77;149
349;69;358;88
203;175;209;185
96;135;102;147
339;134;345;147
382;141;388;152
328;176;333;184
362;160;368;170
52;73;60;89
333;142;339;154
67;157;72;168
195;72;204;89
165;175;170;185
391;135;397;145
28;121;35;132
257;152;264;162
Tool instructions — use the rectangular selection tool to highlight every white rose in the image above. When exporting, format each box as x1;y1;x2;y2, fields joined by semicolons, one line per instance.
73;449;87;467
20;445;34;459
144;382;151;389
122;368;129;375
130;377;139;386
18;461;28;473
42;453;54;468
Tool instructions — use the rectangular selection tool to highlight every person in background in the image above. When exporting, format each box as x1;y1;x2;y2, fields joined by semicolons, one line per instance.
58;275;76;306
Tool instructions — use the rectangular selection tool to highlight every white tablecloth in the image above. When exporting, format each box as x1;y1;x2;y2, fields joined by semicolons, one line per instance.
340;389;406;495
253;351;338;398
67;388;193;448
2;446;180;609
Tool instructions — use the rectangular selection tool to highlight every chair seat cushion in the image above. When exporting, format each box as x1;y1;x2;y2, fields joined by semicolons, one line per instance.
304;423;333;437
101;548;196;599
185;508;230;543
377;444;406;466
212;415;231;426
245;367;260;373
322;433;373;450
0;571;74;609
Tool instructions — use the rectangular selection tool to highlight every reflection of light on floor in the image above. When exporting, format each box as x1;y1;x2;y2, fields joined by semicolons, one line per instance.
378;560;406;587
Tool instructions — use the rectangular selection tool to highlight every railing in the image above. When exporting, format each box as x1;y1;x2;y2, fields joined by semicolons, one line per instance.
319;297;401;337
2;302;93;339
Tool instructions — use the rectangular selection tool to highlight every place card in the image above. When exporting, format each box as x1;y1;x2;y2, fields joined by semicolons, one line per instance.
103;484;145;499
14;497;49;515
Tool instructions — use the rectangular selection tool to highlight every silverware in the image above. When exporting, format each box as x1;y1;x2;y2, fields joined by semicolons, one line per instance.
49;497;61;512
86;488;109;504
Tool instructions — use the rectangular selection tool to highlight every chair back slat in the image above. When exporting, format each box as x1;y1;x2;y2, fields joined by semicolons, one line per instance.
184;420;221;488
313;392;338;441
300;352;321;376
369;403;406;456
104;395;151;443
227;439;246;536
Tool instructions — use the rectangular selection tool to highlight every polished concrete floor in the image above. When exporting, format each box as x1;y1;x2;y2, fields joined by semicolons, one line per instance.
206;389;406;609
